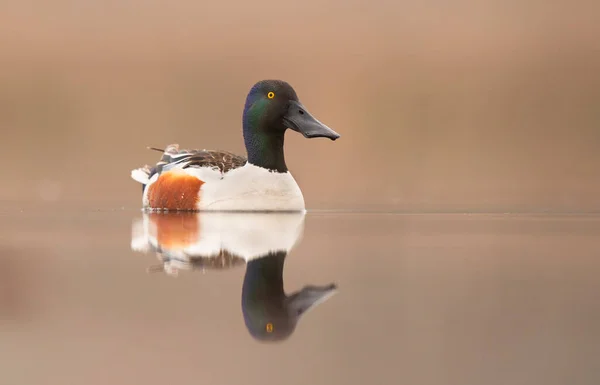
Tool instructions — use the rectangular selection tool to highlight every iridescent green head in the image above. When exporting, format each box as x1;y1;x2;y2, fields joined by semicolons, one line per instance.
242;80;340;172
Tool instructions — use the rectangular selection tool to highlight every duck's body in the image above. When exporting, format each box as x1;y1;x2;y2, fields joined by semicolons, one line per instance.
132;146;305;211
130;79;339;212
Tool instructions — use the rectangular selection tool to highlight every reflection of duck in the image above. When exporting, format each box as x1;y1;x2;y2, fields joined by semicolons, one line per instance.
131;212;337;342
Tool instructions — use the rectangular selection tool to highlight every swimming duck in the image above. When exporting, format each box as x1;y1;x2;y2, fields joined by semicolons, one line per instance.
130;79;340;211
131;211;338;342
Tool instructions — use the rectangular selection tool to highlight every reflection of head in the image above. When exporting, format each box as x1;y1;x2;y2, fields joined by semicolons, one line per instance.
242;251;337;342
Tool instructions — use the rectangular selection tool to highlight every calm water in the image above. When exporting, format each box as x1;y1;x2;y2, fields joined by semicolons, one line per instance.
0;209;599;385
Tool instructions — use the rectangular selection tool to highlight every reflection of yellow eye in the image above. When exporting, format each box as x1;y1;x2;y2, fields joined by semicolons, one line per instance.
266;323;274;333
267;92;275;99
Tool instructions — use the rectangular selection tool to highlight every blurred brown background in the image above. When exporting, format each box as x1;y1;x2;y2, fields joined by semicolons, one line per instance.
1;1;599;211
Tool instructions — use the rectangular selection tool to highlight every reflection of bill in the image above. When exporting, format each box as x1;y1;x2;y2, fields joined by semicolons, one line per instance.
131;212;337;342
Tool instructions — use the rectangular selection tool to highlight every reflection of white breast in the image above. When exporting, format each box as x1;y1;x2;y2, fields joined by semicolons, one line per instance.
131;212;306;262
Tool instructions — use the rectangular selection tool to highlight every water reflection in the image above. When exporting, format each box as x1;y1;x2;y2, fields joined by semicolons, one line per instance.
131;211;337;342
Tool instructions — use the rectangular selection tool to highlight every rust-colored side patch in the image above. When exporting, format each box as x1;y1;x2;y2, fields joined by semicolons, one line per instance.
149;212;200;249
147;170;203;210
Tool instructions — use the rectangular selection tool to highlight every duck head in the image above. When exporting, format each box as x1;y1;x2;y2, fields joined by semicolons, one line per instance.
242;79;340;172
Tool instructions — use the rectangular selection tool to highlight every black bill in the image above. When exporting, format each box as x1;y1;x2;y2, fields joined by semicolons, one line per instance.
283;101;340;140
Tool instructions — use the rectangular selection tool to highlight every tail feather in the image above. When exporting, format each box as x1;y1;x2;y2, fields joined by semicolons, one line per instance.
131;143;193;186
131;145;176;185
131;166;152;185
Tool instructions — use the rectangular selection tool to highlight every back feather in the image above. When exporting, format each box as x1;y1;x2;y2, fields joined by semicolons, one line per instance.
130;144;247;189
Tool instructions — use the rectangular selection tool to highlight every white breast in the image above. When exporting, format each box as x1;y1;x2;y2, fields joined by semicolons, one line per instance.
198;163;305;211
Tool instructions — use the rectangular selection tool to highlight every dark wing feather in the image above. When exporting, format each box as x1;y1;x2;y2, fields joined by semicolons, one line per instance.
149;144;247;178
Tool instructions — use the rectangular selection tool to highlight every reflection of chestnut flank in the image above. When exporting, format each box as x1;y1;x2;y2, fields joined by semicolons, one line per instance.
149;212;200;248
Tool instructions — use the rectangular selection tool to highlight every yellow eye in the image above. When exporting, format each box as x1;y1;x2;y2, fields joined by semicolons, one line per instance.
267;91;275;99
266;323;274;333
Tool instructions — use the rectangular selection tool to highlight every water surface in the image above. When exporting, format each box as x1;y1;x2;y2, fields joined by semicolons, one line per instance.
0;209;599;385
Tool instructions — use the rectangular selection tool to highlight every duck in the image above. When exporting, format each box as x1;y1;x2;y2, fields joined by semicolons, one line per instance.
131;211;338;342
130;79;340;212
